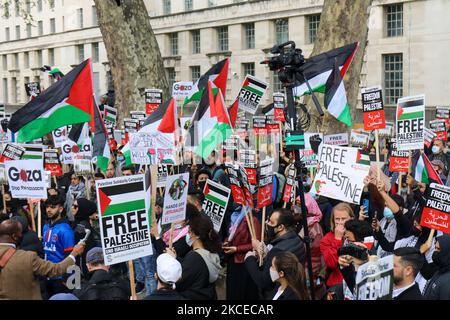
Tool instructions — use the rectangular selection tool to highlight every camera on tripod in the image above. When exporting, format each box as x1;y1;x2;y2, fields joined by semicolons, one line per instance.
262;41;305;84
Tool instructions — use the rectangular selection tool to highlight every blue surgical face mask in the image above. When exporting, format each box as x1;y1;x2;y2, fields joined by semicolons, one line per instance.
117;155;124;162
383;207;394;220
432;146;441;154
185;233;193;247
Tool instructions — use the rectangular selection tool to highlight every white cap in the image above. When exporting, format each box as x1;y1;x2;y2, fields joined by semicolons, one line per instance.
157;253;182;288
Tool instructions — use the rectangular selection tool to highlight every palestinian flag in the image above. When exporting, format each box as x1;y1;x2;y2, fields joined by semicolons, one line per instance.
356;150;371;166
68;122;89;145
203;180;230;208
324;59;352;126
92;100;111;173
104;106;117;125
98;180;146;217
293;42;359;97
396;98;425;121
188;81;232;159
184;58;229;106
414;153;443;185
8;59;94;143
242;76;267;97
20;144;44;160
228;99;239;128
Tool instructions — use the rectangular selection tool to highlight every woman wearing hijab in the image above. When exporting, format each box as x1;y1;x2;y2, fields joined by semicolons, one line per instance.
65;174;87;221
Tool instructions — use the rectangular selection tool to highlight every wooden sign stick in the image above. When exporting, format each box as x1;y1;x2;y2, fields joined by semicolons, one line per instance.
128;260;137;300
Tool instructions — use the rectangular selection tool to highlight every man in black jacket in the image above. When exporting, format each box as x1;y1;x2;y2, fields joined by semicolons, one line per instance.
245;208;305;299
423;234;450;300
11;215;44;258
393;247;424;300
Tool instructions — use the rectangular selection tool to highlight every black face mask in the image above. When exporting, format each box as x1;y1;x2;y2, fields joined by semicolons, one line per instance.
198;181;207;192
432;251;444;268
265;224;280;243
412;226;422;237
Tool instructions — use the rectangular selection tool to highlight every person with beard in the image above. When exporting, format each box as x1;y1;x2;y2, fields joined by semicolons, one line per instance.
11;215;44;258
245;208;306;299
423;234;450;300
392;247;424;300
42;195;75;298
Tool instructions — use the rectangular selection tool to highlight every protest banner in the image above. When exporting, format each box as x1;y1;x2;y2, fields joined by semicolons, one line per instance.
312;145;370;204
130;111;146;120
44;149;63;177
225;163;246;205
420;183;450;234
424;127;437;149
162;173;189;225
436;106;450;129
129;132;176;165
429;119;447;141
202;179;231;232
300;133;323;168
145;89;163;116
350;130;370;148
104;106;117;126
172;82;193;99
273;92;286;122
396;95;425;151
95;174;153;265
378;122;395;139
355;255;394;300
0;143;25;163
124;118;139;133
6;159;47;199
237;75;268;114
52;126;69;148
24;82;41;97
362;86;385;131
388;140;409;173
324;133;349;146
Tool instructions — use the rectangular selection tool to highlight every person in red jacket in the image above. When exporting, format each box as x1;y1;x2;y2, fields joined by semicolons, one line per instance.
319;202;355;288
223;206;261;300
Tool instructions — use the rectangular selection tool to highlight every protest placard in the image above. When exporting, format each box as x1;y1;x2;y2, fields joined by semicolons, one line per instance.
223;135;239;151
239;150;257;185
436;106;450;129
19;144;45;160
350;130;370;148
0;143;25;163
273;92;286;122
252;116;267;136
257;174;273;209
129;132;176;165
52;126;68;148
355;255;394;300
324;133;349;146
73;154;92;175
96;174;153;265
124;118;139;133
6;159;47;199
24;82;41;97
420;183;450;234
300;133;323;168
237;75;268;114
429;119;447;141
239;164;254;207
162;173;189;225
202;179;231;232
156;164;169;188
0;163;7;184
362;86;385;131
312;145;370;204
378;122;395;139
388;140;409;172
396;95;425;151
424;127;437;148
225;163;245;205
44;149;63;177
104;106;117;126
130;111;146;120
283;164;296;204
172;82;193;99
145;89;163;116
60;139;91;164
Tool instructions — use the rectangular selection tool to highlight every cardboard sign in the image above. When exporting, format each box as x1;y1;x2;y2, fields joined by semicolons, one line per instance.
96;175;153;265
312;145;370;204
350;130;370;148
324;133;349;146
239;164;254;208
436;106;450;129
60;139;91;164
424;127;437;148
420;183;450;234
162;173;189;225
24;82;41;97
0;143;25;162
52;126;69;148
388;140;409;173
396;95;425;151
0;164;7;184
73;154;92;175
361;86;385;131
129;132;176;165
257;157;274;209
124;118;139;133
6;159;47;199
378;122;395;138
273;92;286;122
252;116;267;136
225;163;245;206
300;133;323;168
156;164;169;188
20;144;45;160
145;89;163;116
283;164;296;203
429;119;447;141
202;179;231;232
237;75;268;114
355;255;394;300
223;135;239;151
44;149;63;177
103;106;117;126
130;111;146;120
172;81;193;98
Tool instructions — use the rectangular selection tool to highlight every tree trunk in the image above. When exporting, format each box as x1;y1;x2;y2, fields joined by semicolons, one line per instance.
94;0;170;123
307;0;373;135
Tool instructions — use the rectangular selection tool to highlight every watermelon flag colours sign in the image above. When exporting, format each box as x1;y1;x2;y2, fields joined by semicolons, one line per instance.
237;75;268;115
312;145;370;204
420;183;450;234
396;95;425;151
202;179;231;232
388;140;409;173
355;255;394;300
362;86;385;131
6;159;47;199
95;174;153;265
162;173;189;225
103;106;117;126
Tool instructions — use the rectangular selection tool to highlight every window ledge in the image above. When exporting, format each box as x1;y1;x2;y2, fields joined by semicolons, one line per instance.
163;55;182;60
206;51;232;57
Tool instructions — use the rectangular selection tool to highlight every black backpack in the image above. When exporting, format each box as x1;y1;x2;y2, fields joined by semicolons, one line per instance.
80;280;129;300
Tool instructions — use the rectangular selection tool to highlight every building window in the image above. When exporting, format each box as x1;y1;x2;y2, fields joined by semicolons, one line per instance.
243;63;255;77
93;72;100;100
77;8;84;29
38;21;43;36
15;25;20;40
14;53;19;69
24;76;30;92
77;45;84;62
273;73;283;92
217;26;229;52
5;28;10;41
50;18;56;34
24;52;29;68
37;0;42;12
48;48;55;66
308;14;320;44
166;68;176;89
244;23;255;49
36;50;42;66
26;23;32;38
191;66;201;83
25;0;31;13
208;0;216;7
2;55;7;71
92;6;98;26
163;0;171;15
275;19;289;44
385;3;403;37
3;78;8;103
191;30;201;54
383;53;403;105
11;77;17;103
92;42;99;63
185;0;193;11
15;0;20;17
50;0;55;9
169;33;178;56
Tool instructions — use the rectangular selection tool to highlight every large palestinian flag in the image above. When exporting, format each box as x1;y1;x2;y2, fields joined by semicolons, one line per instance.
92;100;111;173
414;153;443;185
8;59;94;143
293;42;359;97
184;58;229;106
98;179;146;217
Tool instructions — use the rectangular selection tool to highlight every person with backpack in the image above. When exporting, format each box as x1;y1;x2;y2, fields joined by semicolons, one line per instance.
73;247;131;300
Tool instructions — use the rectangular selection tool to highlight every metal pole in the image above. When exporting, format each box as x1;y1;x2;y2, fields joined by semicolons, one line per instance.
286;85;315;300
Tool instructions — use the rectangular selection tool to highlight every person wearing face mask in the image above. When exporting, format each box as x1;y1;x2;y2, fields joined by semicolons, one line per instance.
423;234;450;299
195;169;212;194
429;139;450;173
2;191;27;220
0;219;85;300
431;160;447;185
269;251;310;300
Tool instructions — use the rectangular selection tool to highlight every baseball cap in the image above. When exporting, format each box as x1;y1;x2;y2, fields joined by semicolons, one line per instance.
156;253;182;288
86;247;104;264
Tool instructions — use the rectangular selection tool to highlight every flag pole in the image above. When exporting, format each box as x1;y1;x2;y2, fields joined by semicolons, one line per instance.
259;206;266;267
37;200;42;240
128;260;137;300
407;150;412;194
28;200;36;232
375;130;381;182
2;184;6;214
